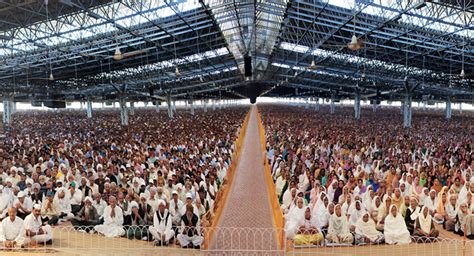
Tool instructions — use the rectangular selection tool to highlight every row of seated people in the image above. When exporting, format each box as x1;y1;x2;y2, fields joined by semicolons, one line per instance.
258;105;474;247
0;107;246;248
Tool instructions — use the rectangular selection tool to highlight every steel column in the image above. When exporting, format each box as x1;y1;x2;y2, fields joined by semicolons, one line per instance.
119;99;129;126
403;95;412;128
86;100;93;119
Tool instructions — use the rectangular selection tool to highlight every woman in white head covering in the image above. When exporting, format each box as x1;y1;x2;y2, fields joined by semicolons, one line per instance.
404;196;420;234
413;206;439;241
355;212;384;245
376;196;391;231
456;203;474;238
327;204;353;244
384;205;411;245
285;197;306;239
362;185;374;211
314;196;331;231
348;200;365;231
293;206;324;246
326;180;338;203
369;196;381;221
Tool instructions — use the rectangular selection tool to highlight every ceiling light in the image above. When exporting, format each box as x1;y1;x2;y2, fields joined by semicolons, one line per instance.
175;67;181;77
49;73;54;81
113;46;123;61
460;69;465;78
347;35;361;51
309;60;317;70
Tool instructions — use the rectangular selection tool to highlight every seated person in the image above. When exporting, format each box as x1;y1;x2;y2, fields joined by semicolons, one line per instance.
41;191;60;225
177;205;203;249
72;197;100;232
127;201;148;240
23;204;53;245
293;207;324;246
413;206;439;242
444;195;458;231
149;200;174;246
355;212;384;245
14;191;32;219
0;186;10;220
94;196;125;238
285;197;305;239
326;204;353;244
384;205;411;245
457;203;474;238
0;207;26;248
54;188;74;223
404;197;420;234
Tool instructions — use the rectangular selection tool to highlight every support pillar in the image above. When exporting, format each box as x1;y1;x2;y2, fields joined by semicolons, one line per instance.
372;101;377;112
3;99;12;125
172;100;176;113
129;102;135;115
86;100;93;119
445;98;452;120
314;97;320;111
423;101;426;111
155;101;161;113
119;99;129;126
11;102;16;114
330;95;335;114
354;93;361;120
305;98;309;109
459;103;462;113
204;100;208;112
167;95;174;118
403;94;412;128
212;99;216;111
190;99;195;116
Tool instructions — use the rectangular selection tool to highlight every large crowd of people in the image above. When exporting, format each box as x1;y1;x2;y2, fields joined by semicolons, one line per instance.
260;104;474;247
0;106;246;249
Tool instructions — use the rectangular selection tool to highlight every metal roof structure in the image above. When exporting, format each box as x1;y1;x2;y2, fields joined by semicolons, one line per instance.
0;0;472;104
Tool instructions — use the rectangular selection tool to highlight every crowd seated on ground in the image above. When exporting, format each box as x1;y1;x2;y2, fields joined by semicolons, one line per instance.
260;104;473;247
0;107;246;249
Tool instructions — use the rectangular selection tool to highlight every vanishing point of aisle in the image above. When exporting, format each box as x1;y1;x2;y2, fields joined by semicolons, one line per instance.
208;106;278;254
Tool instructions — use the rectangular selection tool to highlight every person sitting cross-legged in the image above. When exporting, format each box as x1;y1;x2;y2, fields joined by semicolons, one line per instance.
23;204;53;246
71;197;100;233
177;205;203;249
0;207;26;248
149;200;174;246
413;206;439;242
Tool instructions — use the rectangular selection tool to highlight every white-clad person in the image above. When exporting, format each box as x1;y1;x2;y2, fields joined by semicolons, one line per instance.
149;200;174;246
14;191;33;219
92;192;107;218
284;197;306;239
54;188;74;223
177;205;203;249
94;196;125;237
0;185;11;219
384;205;411;245
354;212;384;245
169;190;184;226
23;204;53;245
67;181;83;214
0;207;26;248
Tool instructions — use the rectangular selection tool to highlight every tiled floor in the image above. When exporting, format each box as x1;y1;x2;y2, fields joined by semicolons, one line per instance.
208;105;279;254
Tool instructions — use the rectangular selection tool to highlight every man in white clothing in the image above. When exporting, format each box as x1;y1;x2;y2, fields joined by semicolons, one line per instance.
54;188;74;222
149;200;174;246
68;182;83;214
92;193;107;218
24;204;53;245
0;186;11;219
14;191;33;219
0;207;25;248
169;191;184;226
94;196;125;237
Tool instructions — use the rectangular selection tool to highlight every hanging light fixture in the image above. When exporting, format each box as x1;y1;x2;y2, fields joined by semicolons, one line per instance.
175;66;181;77
460;69;465;78
347;35;361;51
113;46;123;61
49;72;54;81
199;75;204;82
309;59;317;70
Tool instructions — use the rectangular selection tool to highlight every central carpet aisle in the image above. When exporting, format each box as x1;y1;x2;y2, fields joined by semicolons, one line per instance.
208;105;278;254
